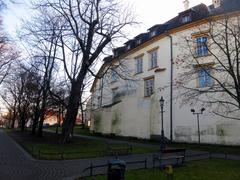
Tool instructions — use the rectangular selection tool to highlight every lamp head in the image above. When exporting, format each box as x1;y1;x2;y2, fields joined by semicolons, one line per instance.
159;96;164;107
190;109;195;113
201;108;205;112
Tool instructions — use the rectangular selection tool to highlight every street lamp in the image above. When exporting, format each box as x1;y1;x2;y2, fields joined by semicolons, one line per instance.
190;108;205;144
159;96;165;150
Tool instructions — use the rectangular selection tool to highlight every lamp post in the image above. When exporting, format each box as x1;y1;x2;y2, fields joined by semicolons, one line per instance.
190;108;205;144
159;96;165;150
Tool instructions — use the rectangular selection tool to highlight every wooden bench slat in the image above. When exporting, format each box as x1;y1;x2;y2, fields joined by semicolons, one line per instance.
106;143;132;156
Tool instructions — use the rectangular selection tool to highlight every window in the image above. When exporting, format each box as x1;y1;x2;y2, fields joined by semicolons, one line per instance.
137;39;142;45
196;36;208;56
198;68;213;88
144;77;154;97
150;31;157;37
111;70;118;82
182;15;191;23
112;88;119;102
149;50;158;69
135;57;143;74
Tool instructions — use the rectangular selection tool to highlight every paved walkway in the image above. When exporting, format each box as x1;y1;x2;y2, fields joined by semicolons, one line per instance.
1;130;240;180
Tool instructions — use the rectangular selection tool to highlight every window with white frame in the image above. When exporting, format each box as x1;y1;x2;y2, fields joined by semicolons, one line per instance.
150;31;157;37
149;50;158;69
111;69;118;82
137;39;142;45
196;36;208;56
144;77;154;97
198;68;213;88
135;56;143;74
182;14;191;23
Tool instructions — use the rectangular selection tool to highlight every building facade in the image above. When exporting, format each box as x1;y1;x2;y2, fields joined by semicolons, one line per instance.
89;0;240;145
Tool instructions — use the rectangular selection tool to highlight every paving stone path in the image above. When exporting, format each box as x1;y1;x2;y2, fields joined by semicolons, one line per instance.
1;129;240;180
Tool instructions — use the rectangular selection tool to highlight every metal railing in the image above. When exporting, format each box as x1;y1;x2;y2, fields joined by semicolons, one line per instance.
80;158;148;178
35;149;105;160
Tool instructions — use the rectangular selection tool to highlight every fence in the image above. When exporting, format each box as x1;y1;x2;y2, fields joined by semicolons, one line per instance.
81;158;148;178
80;152;240;179
185;152;233;161
33;148;105;160
32;142;134;160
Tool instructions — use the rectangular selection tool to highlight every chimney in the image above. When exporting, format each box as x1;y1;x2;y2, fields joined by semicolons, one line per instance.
183;0;190;10
213;0;221;8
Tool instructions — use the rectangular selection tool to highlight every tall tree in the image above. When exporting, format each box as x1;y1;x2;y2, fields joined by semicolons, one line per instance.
20;7;62;136
34;0;135;143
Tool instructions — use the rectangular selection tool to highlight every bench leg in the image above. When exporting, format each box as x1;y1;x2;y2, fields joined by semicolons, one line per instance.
153;157;155;168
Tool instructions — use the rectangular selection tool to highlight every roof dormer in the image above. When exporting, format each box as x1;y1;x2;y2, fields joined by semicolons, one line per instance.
124;40;135;51
148;24;167;38
179;8;194;24
181;13;192;23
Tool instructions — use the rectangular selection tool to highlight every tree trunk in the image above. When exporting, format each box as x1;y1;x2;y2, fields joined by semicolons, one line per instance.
37;96;47;137
20;111;25;132
37;112;44;137
11;102;17;129
55;105;62;134
11;106;16;129
80;101;85;129
32;90;41;135
61;82;81;143
31;107;40;135
37;82;48;137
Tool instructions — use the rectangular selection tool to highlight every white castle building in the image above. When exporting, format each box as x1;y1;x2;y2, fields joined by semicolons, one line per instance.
89;0;240;145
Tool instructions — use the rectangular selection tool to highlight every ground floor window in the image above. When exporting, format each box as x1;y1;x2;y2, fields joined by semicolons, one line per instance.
144;77;154;97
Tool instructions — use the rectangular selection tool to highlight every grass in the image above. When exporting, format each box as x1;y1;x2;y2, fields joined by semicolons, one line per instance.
7;129;159;160
47;125;92;136
25;139;106;160
27;142;158;160
168;143;240;155
87;159;240;180
46;125;240;155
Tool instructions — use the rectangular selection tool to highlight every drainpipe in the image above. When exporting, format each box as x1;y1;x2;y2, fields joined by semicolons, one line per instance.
100;77;104;107
166;34;173;143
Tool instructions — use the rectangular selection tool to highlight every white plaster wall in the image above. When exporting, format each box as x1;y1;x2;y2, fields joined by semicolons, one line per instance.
90;17;240;145
171;20;240;145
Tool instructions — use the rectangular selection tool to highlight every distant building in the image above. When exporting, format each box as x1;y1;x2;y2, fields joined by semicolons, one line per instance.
44;108;82;125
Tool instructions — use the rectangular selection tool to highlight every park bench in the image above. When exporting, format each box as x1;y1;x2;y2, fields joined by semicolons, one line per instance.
153;148;186;168
106;142;133;156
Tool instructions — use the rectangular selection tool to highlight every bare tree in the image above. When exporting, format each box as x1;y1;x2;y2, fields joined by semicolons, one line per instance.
31;0;135;143
0;21;19;85
1;77;19;128
20;6;63;136
176;15;240;120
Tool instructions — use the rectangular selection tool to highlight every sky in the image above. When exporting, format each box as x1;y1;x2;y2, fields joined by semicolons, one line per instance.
3;0;213;40
0;0;213;112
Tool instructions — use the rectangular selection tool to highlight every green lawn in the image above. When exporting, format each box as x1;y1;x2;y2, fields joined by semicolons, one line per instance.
25;139;106;160
168;143;240;155
46;126;240;156
25;142;159;160
7;129;159;160
89;159;240;180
